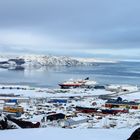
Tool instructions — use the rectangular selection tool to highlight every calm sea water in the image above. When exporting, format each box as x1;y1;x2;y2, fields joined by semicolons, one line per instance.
0;61;140;88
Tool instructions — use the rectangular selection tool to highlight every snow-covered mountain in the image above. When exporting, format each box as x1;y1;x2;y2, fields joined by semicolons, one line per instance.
0;55;117;70
21;55;84;67
0;55;85;69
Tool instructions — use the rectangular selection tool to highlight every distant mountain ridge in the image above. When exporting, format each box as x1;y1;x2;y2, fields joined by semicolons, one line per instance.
21;55;84;67
0;55;85;69
0;55;117;70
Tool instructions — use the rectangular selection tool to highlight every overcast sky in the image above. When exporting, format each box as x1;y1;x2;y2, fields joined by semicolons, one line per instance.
0;0;140;60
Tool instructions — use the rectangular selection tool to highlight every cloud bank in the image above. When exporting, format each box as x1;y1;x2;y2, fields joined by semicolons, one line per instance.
0;0;140;60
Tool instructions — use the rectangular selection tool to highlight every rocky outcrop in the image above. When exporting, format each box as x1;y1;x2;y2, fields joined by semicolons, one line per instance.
8;58;25;65
0;113;40;129
128;128;140;140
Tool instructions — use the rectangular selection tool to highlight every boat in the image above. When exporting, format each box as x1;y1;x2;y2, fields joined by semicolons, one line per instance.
59;77;97;89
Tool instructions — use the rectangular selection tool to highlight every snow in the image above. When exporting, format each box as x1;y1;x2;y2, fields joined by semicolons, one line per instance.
0;127;135;140
0;113;6;121
0;87;112;98
84;80;97;85
21;55;84;67
71;116;87;121
75;57;118;63
0;55;119;69
0;55;86;69
106;84;138;90
0;84;140;139
121;91;140;101
0;56;139;139
0;57;8;62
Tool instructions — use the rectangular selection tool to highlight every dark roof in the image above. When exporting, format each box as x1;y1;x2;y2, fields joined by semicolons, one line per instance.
106;100;140;106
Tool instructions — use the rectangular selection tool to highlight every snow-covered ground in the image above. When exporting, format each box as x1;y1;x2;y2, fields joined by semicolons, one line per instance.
121;91;140;101
0;127;135;140
0;88;112;98
0;84;140;140
75;57;118;63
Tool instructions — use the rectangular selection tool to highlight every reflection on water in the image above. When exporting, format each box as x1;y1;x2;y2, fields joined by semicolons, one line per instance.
0;61;140;88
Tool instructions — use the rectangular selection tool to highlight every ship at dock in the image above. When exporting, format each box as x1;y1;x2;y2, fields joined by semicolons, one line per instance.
59;77;97;89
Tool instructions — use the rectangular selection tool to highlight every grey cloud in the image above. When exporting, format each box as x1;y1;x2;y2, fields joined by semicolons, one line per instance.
0;0;140;59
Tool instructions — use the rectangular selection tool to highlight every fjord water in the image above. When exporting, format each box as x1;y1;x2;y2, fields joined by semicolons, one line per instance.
0;61;140;88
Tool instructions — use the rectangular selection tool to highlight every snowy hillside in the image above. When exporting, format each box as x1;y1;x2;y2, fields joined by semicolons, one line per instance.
0;55;87;70
0;127;134;140
76;57;118;63
21;55;84;67
0;55;118;69
0;55;86;69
